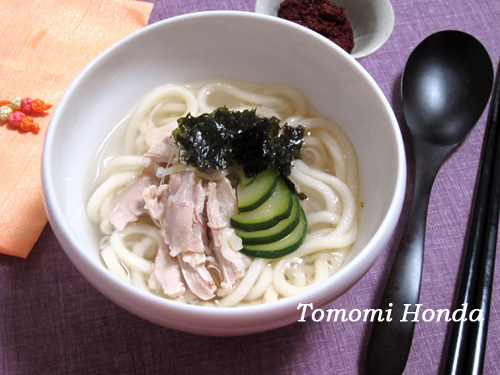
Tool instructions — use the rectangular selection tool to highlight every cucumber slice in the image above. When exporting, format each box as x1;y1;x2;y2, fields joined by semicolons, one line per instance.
231;178;292;231
235;194;300;245
237;168;278;212
241;174;256;186
240;206;307;259
236;165;256;186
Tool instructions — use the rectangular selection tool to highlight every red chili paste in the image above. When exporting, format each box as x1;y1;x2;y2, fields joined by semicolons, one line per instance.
278;0;355;54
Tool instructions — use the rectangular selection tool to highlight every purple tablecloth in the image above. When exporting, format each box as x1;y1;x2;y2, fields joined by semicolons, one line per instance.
2;1;500;374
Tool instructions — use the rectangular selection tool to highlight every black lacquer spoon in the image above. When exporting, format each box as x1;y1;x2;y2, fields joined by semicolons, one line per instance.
366;31;493;375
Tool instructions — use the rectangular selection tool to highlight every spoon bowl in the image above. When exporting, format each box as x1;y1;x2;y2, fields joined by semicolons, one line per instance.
367;30;493;375
254;0;395;59
403;31;494;145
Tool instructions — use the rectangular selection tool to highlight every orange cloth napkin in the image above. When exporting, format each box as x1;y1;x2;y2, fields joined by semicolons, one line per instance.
0;0;154;258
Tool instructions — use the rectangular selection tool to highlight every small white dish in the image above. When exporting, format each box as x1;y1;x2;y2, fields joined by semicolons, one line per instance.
255;0;395;59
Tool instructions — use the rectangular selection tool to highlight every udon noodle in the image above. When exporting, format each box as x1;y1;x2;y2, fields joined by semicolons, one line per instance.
87;81;360;307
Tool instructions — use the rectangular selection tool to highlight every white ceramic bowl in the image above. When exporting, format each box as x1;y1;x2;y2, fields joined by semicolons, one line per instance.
42;11;405;336
255;0;395;59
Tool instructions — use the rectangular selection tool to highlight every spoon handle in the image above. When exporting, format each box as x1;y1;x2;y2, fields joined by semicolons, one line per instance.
366;162;438;375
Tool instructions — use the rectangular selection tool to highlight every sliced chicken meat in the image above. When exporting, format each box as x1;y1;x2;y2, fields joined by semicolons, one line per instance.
109;173;158;231
206;179;251;297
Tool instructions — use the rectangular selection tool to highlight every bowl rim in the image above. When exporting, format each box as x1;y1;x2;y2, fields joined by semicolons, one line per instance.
42;10;406;319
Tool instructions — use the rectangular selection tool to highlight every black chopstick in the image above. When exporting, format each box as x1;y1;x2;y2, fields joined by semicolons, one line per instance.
442;59;500;375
